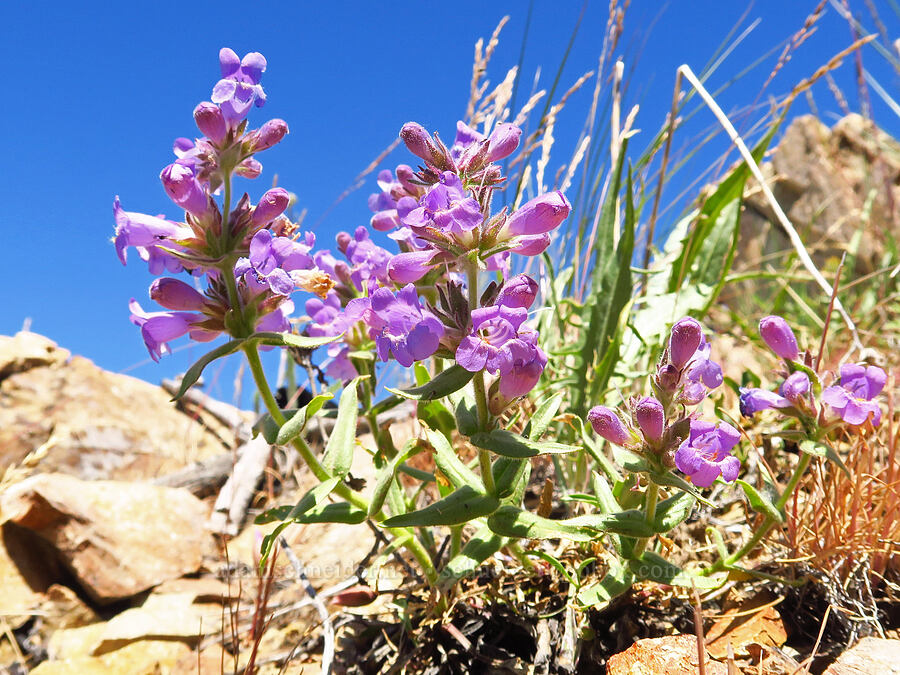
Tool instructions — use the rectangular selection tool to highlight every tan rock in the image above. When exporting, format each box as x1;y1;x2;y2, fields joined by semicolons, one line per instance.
172;643;231;674
705;592;787;659
153;577;234;604
94;593;221;654
1;473;210;603
34;638;191;675
606;635;727;675
37;584;100;631
824;637;900;675
0;336;231;481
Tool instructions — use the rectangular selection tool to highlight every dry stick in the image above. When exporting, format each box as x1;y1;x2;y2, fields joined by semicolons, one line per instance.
691;583;707;675
677;64;862;353
641;69;682;289
279;535;335;675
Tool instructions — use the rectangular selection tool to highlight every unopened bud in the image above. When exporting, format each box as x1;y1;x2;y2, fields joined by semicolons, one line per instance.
587;406;633;446
400;122;439;162
759;315;799;361
160;163;209;218
150;278;206;311
634;396;665;443
657;364;680;391
487;123;522;162
497;274;538;309
331;585;377;607
336;231;352;254
505;191;571;236
668;317;702;369
252;118;289;151
395;164;419;193
193;102;227;144
251;188;290;226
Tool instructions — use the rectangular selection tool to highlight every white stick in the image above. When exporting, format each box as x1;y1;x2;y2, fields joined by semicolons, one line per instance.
677;64;861;351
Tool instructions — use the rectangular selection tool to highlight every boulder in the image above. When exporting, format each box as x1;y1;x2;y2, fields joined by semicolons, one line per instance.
606;635;727;675
1;473;211;604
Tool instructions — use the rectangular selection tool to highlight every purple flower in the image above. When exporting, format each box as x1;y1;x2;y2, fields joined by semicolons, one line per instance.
486;123;521;162
211;48;267;127
498;345;547;399
739;371;811;417
510;233;552;257
113;197;191;273
456;304;533;375
634;397;665;443
193;102;228;144
344;227;393;287
402;172;483;237
822;364;886;426
504;191;571;236
450;121;484;162
365;285;444;367
674;420;741;488
400;122;440;163
149;278;206;311
587;406;634;446
251;188;290;227
668;317;702;370
680;336;723;404
160;163;210;218
129;300;216;362
496;274;539;310
249;118;288;152
235;229;314;297
759;316;799;361
388;250;437;284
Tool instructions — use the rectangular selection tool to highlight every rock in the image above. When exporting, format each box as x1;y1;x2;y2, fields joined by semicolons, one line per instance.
824;637;900;675
93;593;222;654
704;592;787;659
34;638;191;675
46;623;108;661
153;577;234;603
606;635;728;675
0;331;232;481
739;114;900;275
1;473;210;604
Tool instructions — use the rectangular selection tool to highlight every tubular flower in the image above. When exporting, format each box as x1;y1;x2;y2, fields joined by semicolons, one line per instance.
365;285;444;367
113;197;191;274
587;406;635;446
822;364;886;426
402;171;483;237
674;420;741;488
739;371;811;417
211;48;267;126
759;315;799;361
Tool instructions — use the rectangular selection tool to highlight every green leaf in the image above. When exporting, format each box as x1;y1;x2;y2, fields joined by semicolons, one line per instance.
629;552;723;589
525;550;576;586
438;522;504;589
258;522;290;571
611;445;649;473
799;440;850;478
273;394;333;445
368;440;424;518
736;479;784;523
470;429;579;458
706;526;729;562
293;501;367;524
524;391;565;440
417;399;455;441
491;457;531;500
590;471;619;514
486;506;654;541
577;560;634;608
651;492;696;532
426;428;480;490
322;376;365;478
255;477;342;524
454;398;478;437
648;470;715;507
253;331;343;351
386;365;475;401
171;338;246;401
382;485;500;527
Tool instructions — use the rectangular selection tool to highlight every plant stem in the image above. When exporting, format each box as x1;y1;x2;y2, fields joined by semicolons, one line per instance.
507;541;536;571
242;341;439;587
631;482;659;559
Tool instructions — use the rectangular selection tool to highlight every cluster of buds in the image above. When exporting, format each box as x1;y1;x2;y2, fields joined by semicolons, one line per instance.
114;49;329;360
740;316;885;428
588;317;740;488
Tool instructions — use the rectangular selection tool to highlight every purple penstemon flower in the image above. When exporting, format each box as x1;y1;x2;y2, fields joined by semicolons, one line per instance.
113;197;191;274
822;364;886;426
680;336;724;405
129;300;217;362
235;229;315;297
402;171;483;237
587;406;636;446
674;420;741;488
759;315;799;361
455;304;532;375
364;285;444;367
343;227;393;288
739;371;811;417
211;48;267;127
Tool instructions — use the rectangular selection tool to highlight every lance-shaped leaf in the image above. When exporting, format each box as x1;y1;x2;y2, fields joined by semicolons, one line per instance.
368;440;424;517
253;331;343;351
799;440;850;478
470;429;579;458
252;393;333;446
417;399;455;441
491;457;531;500
438;522;504;589
386;365;475;401
487;506;655;541
292;501;367;525
736;479;784;523
577;559;634;608
382;485;500;527
427;428;480;490
648;469;714;507
255;477;342;524
524;391;565;440
322;376;366;478
650;491;696;532
628;551;723;589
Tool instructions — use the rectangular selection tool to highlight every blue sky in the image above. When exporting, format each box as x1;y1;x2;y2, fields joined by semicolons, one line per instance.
2;1;898;405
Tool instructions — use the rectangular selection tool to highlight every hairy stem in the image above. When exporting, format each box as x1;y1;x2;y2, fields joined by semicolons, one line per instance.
631;482;659;559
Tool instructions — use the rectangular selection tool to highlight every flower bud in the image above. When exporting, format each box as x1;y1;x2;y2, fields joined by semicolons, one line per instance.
251;188;290;226
656;364;680;391
336;231;352;254
511;233;551;256
150;277;206;311
400;122;439;162
370;210;399;231
497;274;538;309
160;163;209;218
634;396;665;443
668;317;702;369
251;118;289;151
780;371;810;404
487;123;522;162
759;315;799;361
235;157;262;179
587;406;633;445
331;584;377;607
505;191;571;236
193;102;227;144
387;250;436;283
395;164;419;194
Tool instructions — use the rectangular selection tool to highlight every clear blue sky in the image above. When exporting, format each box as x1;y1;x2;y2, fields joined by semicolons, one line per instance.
2;1;898;405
